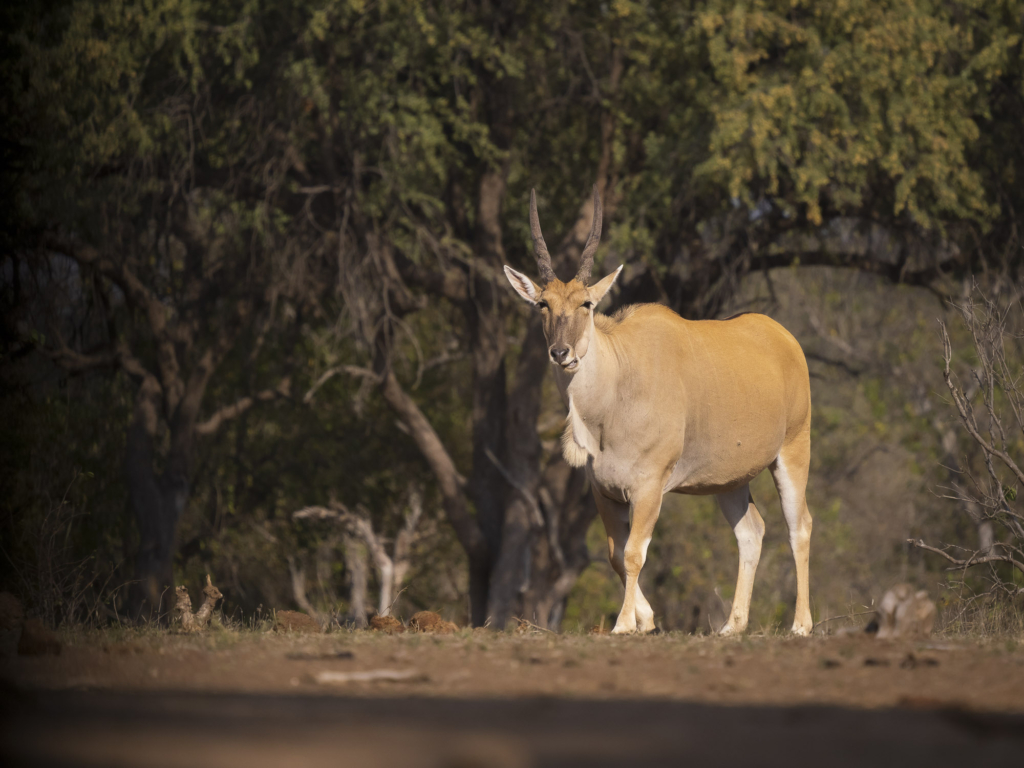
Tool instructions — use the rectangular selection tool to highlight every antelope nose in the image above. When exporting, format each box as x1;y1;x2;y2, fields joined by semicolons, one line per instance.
551;347;570;363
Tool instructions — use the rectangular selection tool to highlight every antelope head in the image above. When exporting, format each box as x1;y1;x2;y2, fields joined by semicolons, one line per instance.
504;186;621;373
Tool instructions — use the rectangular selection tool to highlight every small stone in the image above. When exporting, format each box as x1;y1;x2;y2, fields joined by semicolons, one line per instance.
273;610;322;634
407;611;458;635
18;619;61;656
369;615;405;634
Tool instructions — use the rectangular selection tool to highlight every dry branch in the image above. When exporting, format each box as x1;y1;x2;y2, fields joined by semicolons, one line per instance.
907;538;1024;575
293;490;425;618
196;378;292;435
914;289;1024;589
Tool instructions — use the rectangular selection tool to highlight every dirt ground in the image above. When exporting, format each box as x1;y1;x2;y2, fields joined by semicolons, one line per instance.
3;627;1024;711
3;628;1024;767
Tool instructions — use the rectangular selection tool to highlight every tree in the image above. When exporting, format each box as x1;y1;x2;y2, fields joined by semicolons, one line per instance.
6;0;328;615
293;487;425;619
5;0;1022;628
306;0;1023;627
911;285;1024;594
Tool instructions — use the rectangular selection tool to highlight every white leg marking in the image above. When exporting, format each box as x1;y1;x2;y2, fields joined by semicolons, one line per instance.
772;454;813;636
633;536;656;632
717;485;764;636
612;489;663;635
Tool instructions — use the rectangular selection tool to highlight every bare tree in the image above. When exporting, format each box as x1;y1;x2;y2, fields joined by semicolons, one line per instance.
910;287;1024;590
341;536;369;628
285;555;325;627
293;487;425;618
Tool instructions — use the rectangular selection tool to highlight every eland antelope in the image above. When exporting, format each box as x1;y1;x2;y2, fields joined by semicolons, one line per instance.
504;187;814;635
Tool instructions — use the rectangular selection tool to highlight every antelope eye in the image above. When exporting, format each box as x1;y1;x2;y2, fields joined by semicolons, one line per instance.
536;300;549;310
581;301;593;310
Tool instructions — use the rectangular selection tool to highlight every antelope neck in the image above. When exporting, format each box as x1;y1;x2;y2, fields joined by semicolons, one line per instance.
559;315;618;425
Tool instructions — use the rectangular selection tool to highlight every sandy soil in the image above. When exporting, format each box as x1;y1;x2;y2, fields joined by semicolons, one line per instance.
2;627;1023;712
3;629;1024;767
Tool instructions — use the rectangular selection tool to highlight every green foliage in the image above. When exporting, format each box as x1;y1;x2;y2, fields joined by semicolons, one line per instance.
4;0;1024;626
687;0;1014;227
0;371;133;625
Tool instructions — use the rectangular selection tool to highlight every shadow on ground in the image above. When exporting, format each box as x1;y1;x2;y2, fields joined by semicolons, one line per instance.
2;689;1023;768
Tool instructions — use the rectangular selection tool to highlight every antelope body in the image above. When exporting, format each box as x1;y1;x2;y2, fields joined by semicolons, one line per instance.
505;188;814;634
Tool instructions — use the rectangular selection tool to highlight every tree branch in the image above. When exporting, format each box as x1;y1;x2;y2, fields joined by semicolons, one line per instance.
760;249;950;295
286;555;326;626
116;342;160;385
303;365;377;404
372;365;487;561
195;377;292;436
292;502;402;617
907;538;1024;575
941;322;1024;489
804;351;865;378
38;341;119;373
485;447;544;529
393;487;424;568
392;250;469;303
42;234;186;411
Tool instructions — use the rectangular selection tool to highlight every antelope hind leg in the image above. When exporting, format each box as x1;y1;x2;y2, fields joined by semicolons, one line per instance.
770;440;814;636
716;484;765;636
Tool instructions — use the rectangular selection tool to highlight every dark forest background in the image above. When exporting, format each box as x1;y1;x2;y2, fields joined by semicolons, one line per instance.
2;0;1024;632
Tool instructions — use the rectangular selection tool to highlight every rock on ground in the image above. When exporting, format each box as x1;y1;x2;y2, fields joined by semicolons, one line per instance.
368;615;405;634
408;611;458;635
874;584;937;639
272;611;322;634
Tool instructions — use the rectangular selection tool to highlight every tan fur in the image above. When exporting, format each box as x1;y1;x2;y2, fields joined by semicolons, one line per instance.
174;574;223;633
505;194;814;636
562;417;589;468
506;269;814;636
874;584;936;639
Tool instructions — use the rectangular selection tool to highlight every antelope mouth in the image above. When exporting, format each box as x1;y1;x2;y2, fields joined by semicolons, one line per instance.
561;358;580;372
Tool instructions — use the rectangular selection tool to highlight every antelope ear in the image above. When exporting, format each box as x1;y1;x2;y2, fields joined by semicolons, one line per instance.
504;265;542;305
588;265;622;305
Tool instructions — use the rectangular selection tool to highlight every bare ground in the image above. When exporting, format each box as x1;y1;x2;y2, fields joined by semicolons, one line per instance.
2;628;1024;766
3;627;1024;710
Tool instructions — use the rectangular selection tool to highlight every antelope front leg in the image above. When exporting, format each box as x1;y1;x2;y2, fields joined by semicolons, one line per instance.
594;492;656;633
611;487;663;635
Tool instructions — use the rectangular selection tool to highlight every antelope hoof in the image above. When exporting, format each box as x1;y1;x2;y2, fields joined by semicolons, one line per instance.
718;622;744;637
610;618;638;635
636;605;656;634
790;622;811;637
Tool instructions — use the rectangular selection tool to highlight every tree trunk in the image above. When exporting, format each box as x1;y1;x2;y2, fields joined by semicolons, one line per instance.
484;318;548;627
377;558;395;617
126;397;190;620
468;555;492;627
287;556;325;625
342;535;368;628
380;164;621;628
123;347;222;620
466;170;514;621
522;459;595;630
